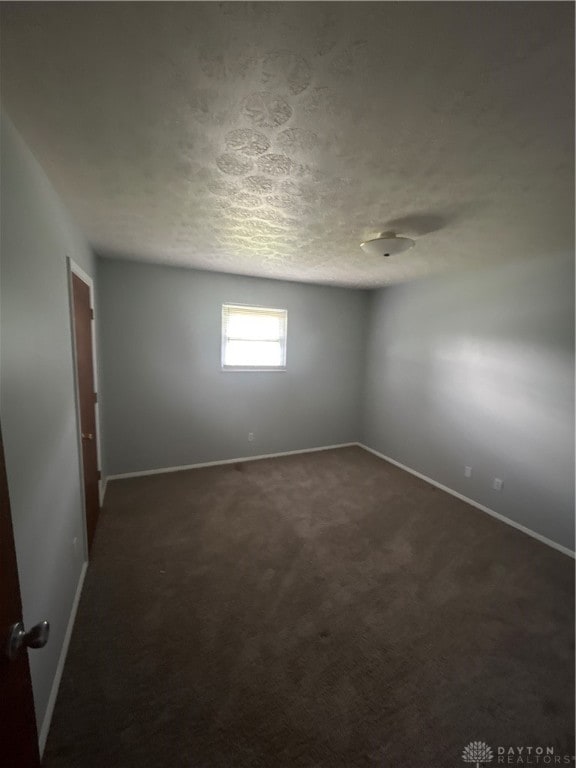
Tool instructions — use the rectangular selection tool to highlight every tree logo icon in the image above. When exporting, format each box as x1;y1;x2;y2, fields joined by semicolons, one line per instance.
462;741;494;767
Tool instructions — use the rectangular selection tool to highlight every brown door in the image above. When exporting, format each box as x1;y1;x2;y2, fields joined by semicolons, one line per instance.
71;272;100;551
0;425;42;768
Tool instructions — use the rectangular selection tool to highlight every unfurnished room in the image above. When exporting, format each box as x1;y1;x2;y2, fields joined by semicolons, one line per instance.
0;2;574;767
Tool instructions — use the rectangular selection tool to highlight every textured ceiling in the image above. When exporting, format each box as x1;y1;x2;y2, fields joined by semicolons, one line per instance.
1;2;573;287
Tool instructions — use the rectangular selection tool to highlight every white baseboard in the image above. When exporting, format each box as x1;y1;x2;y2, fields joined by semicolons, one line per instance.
105;442;358;484
39;560;88;757
104;440;574;558
100;476;108;505
357;443;575;559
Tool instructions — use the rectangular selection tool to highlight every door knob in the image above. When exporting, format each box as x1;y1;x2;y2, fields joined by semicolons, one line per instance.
82;433;94;440
6;621;50;661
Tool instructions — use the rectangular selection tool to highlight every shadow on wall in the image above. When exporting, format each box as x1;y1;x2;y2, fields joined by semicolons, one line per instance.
362;249;575;551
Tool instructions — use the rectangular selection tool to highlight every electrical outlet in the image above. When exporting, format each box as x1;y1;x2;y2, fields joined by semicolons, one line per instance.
248;432;254;442
493;478;503;491
464;466;472;478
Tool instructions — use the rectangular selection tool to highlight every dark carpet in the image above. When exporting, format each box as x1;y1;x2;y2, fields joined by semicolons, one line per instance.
43;446;575;768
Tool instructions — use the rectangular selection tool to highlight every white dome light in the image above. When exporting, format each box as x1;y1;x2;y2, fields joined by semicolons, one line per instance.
360;232;415;258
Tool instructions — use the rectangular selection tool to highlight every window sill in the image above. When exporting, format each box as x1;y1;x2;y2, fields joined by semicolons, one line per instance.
221;367;287;373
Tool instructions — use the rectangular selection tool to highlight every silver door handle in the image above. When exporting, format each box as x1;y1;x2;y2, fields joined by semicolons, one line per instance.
6;621;50;661
82;433;94;440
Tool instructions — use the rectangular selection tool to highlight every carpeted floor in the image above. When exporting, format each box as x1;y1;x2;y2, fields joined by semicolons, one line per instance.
43;446;575;768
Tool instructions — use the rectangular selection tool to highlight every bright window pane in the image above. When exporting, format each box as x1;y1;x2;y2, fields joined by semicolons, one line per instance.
222;305;287;369
224;340;282;367
227;313;281;341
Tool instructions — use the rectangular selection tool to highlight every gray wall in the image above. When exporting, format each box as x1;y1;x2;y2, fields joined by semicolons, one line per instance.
362;254;575;551
98;258;369;476
100;256;575;552
0;114;96;742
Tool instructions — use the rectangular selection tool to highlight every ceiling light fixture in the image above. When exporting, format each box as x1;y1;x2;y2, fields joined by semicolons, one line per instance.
360;231;415;258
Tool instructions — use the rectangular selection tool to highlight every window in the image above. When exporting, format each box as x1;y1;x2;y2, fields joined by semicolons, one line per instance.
221;304;287;371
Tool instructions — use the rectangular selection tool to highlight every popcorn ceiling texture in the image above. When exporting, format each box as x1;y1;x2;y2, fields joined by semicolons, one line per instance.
0;2;573;287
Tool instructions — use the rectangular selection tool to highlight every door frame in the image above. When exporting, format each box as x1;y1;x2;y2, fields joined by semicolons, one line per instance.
67;257;103;563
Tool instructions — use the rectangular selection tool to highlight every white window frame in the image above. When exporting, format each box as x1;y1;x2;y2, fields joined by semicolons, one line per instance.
221;303;288;372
